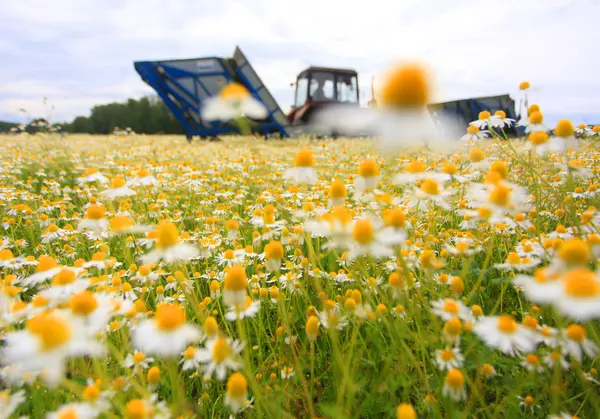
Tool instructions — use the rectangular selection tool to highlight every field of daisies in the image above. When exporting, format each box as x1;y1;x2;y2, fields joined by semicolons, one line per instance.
2;72;600;418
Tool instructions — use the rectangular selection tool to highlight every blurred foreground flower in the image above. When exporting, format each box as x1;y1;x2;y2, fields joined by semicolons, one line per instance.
311;62;461;153
202;82;268;122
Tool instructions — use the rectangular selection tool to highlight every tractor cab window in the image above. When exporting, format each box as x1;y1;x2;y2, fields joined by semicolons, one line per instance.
309;72;335;102
295;75;309;108
336;74;358;103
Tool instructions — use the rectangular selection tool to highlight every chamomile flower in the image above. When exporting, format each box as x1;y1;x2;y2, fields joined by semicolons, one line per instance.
0;390;25;419
431;298;472;321
77;204;109;233
202;82;268;121
474;315;537;356
347;217;397;260
561;324;598;362
180;346;203;371
127;167;158;187
0;310;105;386
197;336;243;381
284;148;318;185
99;176;136;200
435;347;464;371
461;125;489;142
131;302;201;356
442;369;466;401
225;372;250;413
140;221;199;264
46;403;99;419
225;296;261;321
77;168;109;184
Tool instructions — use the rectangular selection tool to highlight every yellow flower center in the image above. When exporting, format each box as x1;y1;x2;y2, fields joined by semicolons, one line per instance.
494;110;506;119
522;316;538;330
133;352;145;363
69;291;98;316
559;239;590;265
526;354;539;365
530;131;549;145
84;168;98;176
420;178;440;195
353;218;375;245
507;252;521;265
32;295;49;307
555;119;574;138
358;159;380;178
204;316;219;337
440;349;454;361
137;167;150;177
224;265;247;291
442;162;458;175
497;315;518;334
36;255;59;272
593;125;600;133
566;324;586;342
85;204;106;220
478;111;491;120
212;337;232;363
265;241;284;260
155;303;185;330
445;369;464;388
226;372;248;398
125;399;147;419
529;111;543;125
226;219;239;231
83;384;100;401
380;63;430;108
455;241;469;253
219;82;249;101
385;209;406;229
489;184;511;207
490;161;508;179
396;403;416;419
563;269;599;298
469;148;485;162
110;176;126;189
110;215;134;231
294;148;315;167
481;364;495;376
405;160;427;173
467;125;479;135
184;346;196;360
519;81;530;90
443;300;459;314
444;317;462;335
329;179;347;199
155;221;179;248
138;265;152;277
26;312;72;350
57;408;78;419
0;249;14;261
52;268;77;286
224;249;235;260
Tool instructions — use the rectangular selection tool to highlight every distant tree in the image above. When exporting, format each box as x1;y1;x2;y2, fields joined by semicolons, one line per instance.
0;121;19;133
3;96;186;135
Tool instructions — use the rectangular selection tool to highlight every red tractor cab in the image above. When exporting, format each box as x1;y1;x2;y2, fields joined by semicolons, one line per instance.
287;66;359;126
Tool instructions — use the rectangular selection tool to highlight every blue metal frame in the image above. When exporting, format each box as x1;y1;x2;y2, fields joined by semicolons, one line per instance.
134;54;290;138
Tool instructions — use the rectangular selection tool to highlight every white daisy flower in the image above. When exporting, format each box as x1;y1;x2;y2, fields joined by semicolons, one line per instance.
473;315;537;356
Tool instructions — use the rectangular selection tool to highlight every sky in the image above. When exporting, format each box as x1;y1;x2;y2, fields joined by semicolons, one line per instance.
1;0;598;126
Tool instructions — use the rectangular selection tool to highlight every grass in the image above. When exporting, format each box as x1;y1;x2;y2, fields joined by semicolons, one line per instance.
0;132;599;418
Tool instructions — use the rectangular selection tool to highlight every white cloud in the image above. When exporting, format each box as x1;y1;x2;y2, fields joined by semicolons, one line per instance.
0;0;599;125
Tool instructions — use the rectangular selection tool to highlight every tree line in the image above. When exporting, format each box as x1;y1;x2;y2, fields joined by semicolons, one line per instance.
1;95;186;135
